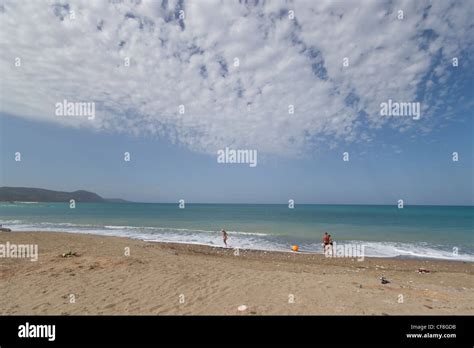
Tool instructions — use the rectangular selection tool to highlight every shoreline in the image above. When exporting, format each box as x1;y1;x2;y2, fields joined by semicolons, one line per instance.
1;231;473;315
2;230;472;267
2;228;472;262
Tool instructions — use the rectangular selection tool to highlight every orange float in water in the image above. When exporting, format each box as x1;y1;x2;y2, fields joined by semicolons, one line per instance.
291;245;299;252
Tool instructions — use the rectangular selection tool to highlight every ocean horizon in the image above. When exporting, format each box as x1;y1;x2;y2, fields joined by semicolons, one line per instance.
2;202;472;262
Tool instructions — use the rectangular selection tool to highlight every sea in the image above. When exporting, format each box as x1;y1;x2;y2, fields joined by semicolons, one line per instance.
1;202;473;261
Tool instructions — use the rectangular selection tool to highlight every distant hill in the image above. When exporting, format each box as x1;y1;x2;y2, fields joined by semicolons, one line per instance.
0;187;129;203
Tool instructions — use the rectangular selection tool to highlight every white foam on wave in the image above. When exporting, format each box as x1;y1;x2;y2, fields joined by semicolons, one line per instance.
103;225;267;236
362;241;474;261
3;220;473;261
0;219;23;224
299;240;474;262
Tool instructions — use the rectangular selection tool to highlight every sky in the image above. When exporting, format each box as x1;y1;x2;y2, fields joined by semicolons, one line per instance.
0;0;473;205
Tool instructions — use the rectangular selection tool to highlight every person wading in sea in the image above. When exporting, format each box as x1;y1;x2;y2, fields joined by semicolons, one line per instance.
221;228;228;247
322;232;330;254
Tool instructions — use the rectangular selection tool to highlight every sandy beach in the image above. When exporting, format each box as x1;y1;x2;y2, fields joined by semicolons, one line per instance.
0;231;473;315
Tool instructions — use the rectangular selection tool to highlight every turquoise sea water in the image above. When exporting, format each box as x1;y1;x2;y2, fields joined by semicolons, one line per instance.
1;203;473;261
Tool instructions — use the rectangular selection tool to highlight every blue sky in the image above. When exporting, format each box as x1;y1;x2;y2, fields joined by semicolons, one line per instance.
0;0;473;205
1;109;472;205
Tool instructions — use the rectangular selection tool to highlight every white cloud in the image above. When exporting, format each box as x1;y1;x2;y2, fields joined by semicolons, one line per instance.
0;0;472;156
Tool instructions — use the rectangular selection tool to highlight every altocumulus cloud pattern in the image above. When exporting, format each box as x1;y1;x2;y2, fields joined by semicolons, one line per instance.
1;0;473;156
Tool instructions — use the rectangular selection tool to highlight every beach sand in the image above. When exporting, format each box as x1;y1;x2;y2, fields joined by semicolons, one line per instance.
0;231;473;315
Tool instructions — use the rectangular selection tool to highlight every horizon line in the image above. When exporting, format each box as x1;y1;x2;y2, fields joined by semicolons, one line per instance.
2;201;472;207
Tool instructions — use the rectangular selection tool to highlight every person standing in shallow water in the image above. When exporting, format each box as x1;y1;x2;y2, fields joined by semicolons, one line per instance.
322;232;330;253
221;229;228;247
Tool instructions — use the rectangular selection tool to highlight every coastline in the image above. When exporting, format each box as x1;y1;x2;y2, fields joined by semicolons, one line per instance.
1;231;473;315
